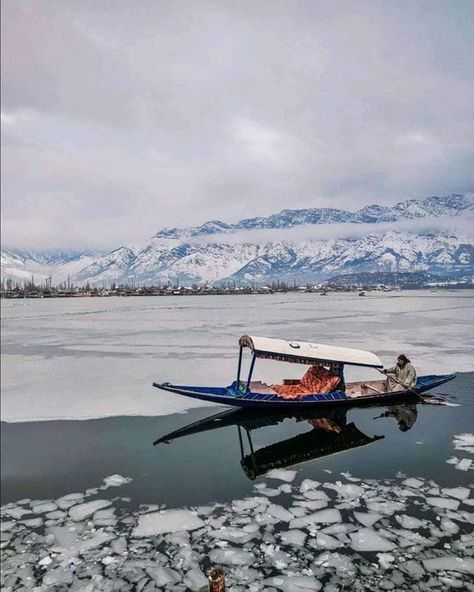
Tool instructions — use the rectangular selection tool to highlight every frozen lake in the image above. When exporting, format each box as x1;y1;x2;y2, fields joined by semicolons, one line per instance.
1;291;473;590
1;291;474;422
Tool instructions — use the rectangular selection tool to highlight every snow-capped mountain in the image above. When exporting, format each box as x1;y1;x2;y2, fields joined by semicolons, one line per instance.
1;249;101;283
154;194;474;239
69;231;472;286
2;194;473;286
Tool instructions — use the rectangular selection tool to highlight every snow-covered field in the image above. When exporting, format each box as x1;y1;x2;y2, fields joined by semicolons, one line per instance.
1;291;473;423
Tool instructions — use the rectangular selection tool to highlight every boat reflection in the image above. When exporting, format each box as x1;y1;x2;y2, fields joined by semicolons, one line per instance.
154;404;424;480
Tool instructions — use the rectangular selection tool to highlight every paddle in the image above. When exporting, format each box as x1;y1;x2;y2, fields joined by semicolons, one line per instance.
377;368;424;401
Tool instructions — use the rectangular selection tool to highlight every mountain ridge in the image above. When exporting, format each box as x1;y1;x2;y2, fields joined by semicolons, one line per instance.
2;194;473;286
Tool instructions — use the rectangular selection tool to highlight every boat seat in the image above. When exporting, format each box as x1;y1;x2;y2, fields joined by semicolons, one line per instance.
248;381;279;395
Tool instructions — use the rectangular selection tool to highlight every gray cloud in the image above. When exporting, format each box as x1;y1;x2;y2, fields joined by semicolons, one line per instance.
188;214;474;246
1;0;473;249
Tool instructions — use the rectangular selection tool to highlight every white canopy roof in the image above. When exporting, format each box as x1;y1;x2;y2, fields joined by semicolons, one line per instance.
239;335;383;368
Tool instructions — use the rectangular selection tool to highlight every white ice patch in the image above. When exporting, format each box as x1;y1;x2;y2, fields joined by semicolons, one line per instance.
453;433;474;452
209;548;254;566
31;502;58;514
266;469;297;482
349;528;396;552
132;509;204;537
290;509;341;529
280;529;307;546
402;478;424;489
353;512;383;528
426;497;460;511
455;458;472;471
441;487;470;501
68;499;112;522
264;575;322;591
395;514;426;530
300;479;320;493
423;555;474;575
102;474;132;488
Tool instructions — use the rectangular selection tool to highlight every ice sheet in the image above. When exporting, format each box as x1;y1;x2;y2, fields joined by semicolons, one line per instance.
132;509;204;537
3;293;473;422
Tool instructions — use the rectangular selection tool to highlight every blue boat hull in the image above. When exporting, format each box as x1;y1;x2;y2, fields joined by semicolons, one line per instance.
153;374;456;409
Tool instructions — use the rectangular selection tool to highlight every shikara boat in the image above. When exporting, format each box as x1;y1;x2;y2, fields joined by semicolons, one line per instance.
153;335;455;410
154;406;385;480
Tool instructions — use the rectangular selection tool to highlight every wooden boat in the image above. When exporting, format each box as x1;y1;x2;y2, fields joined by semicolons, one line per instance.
154;406;385;480
153;335;456;410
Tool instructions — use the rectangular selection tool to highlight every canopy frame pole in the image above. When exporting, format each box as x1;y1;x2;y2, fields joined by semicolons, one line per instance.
245;353;257;392
236;346;243;386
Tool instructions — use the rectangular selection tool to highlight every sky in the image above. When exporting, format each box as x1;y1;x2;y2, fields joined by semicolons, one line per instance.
1;0;473;250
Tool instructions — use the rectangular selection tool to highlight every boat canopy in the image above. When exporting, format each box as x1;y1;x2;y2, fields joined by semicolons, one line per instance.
239;335;383;368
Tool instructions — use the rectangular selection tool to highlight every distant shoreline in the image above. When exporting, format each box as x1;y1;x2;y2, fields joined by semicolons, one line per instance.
2;284;473;299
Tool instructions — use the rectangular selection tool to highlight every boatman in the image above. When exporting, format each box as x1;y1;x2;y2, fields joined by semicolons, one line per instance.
382;354;417;392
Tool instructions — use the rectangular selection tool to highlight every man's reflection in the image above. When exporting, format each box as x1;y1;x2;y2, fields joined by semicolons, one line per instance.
380;404;418;431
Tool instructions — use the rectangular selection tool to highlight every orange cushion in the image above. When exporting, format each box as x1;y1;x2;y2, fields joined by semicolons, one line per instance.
301;365;340;394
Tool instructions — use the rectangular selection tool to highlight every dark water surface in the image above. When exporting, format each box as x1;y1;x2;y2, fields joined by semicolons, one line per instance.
2;373;473;508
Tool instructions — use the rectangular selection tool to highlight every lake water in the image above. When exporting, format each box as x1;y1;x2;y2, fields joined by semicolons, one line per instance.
1;292;473;590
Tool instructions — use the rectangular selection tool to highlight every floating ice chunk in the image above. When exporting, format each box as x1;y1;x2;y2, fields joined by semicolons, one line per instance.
353;512;383;528
31;502;58;514
400;560;425;577
446;456;459;465
290;506;308;517
209;548;254;566
423;555;474;575
303;490;330;501
253;486;281;497
21;517;43;528
43;566;73;587
366;500;405;515
300;479;320;493
38;556;53;567
183;567;207;591
377;553;395;569
0;521;15;532
56;493;84;510
455;459;472;471
267;504;294;522
403;478;424;489
325;482;364;499
453;433;474;451
349;528;396;552
146;566;180;586
441;487;470;501
69;499;112;521
102;474;132;488
296;500;328;511
280;529;306;546
111;537;127;555
395;514;425;530
426;497;460;511
312;551;356;576
93;508;116;520
290;509;341;529
266;469;297;482
132;510;204;537
264;575;322;591
232;497;268;512
311;533;341;550
440;517;459;535
1;506;29;519
211;527;255;544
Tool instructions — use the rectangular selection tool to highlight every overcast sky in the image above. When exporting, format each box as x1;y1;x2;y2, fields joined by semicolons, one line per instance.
2;0;473;250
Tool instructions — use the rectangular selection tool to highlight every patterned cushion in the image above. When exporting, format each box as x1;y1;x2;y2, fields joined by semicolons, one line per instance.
271;365;340;399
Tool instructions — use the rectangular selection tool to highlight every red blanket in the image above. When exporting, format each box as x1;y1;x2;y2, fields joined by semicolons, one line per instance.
271;365;340;400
